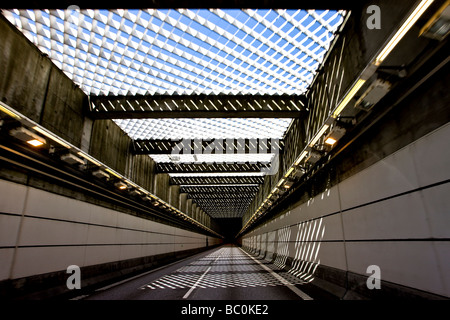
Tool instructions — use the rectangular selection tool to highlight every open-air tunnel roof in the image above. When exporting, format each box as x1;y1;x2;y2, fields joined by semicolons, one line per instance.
1;7;346;221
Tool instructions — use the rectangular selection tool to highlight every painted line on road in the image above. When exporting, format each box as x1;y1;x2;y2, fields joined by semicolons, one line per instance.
71;247;219;299
182;248;224;299
96;255;194;292
240;247;313;300
182;266;211;299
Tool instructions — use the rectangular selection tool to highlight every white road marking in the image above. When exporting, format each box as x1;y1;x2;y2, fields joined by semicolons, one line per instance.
240;247;314;300
136;249;216;291
91;251;202;293
69;294;90;300
182;248;224;299
182;266;211;299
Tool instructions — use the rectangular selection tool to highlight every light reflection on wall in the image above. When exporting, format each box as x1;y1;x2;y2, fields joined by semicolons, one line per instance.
242;186;332;284
274;226;291;269
266;230;277;260
260;233;267;258
289;218;325;282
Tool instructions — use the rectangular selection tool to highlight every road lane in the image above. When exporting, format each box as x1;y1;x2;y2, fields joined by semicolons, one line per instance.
82;244;312;300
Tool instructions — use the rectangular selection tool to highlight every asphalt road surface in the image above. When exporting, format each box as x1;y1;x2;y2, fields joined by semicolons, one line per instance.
76;244;317;301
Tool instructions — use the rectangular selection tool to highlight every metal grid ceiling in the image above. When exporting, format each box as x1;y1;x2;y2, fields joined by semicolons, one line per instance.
2;8;346;219
3;8;345;96
116;117;291;139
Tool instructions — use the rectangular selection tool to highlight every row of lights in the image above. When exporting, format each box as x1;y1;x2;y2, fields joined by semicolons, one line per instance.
238;0;435;237
0;101;222;238
238;118;349;236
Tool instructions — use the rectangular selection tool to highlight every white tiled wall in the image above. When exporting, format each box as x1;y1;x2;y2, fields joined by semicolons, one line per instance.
411;123;450;187
341;192;431;240
0;179;220;280
420;183;450;238
345;241;447;295
242;123;450;297
338;148;421;210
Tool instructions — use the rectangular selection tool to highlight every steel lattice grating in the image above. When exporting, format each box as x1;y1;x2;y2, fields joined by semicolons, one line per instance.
2;8;347;219
3;8;346;96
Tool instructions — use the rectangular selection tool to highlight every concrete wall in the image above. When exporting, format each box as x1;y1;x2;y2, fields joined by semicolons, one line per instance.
0;179;221;299
242;123;450;299
0;14;217;233
0;15;88;148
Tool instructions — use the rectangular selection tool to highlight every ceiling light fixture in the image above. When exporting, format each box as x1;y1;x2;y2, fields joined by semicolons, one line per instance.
332;79;366;118
92;169;110;180
78;151;102;167
324;126;346;146
420;0;450;40
305;150;322;165
129;189;142;197
9;127;46;147
309;124;330;147
26;139;45;147
276;179;286;187
61;153;85;165
284;167;294;178
0;102;22;119
354;78;392;111
105;168;122;179
114;181;128;190
294;150;309;166
325;137;338;145
283;180;294;189
293;167;306;179
33;126;72;149
375;0;435;65
330;1;433;121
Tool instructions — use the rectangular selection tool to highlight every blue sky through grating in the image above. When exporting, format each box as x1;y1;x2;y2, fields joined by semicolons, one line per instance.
2;7;350;220
3;8;347;165
3;8;346;96
113;117;292;163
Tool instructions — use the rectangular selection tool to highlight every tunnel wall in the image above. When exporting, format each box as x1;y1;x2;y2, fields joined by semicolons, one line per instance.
242;122;450;299
0;14;88;149
0;15;222;300
0;178;221;299
0;14;216;232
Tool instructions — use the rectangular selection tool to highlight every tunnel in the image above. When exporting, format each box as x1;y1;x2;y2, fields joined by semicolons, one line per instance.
0;0;449;311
